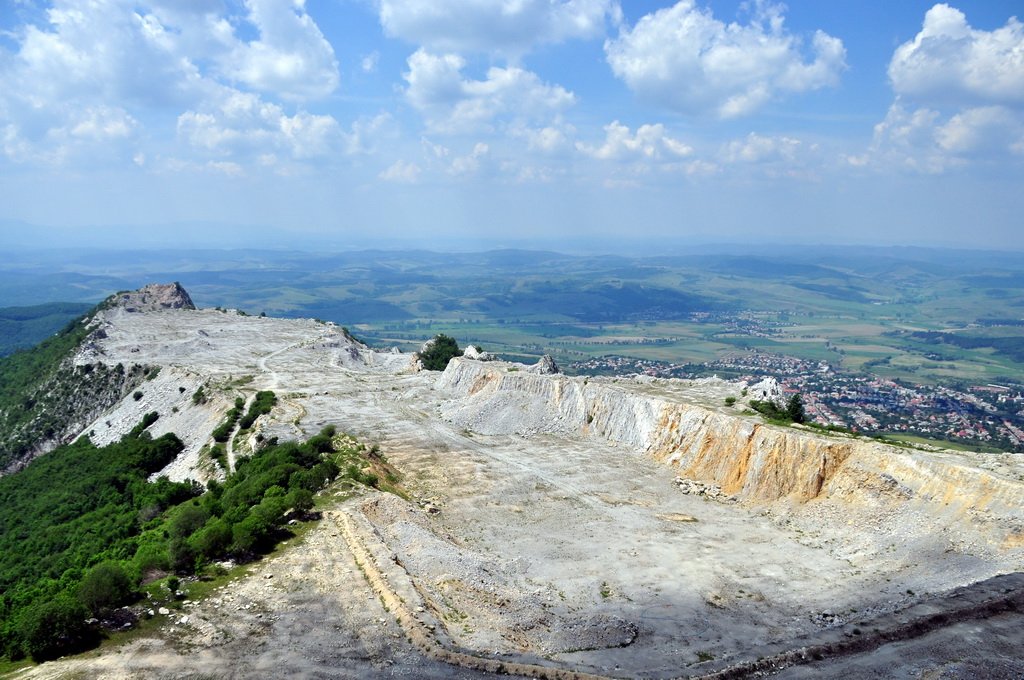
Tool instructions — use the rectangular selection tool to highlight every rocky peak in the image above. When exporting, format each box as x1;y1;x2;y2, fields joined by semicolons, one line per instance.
529;354;560;375
110;282;195;313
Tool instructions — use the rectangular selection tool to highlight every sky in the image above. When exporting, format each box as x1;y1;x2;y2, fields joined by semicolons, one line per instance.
0;0;1022;252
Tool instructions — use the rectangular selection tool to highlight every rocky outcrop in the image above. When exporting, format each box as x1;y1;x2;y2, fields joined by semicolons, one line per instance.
746;376;783;404
529;354;560;374
462;345;494;361
109;283;195;313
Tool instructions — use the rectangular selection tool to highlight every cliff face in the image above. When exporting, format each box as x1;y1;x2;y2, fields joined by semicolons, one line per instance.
438;358;1024;552
437;357;850;504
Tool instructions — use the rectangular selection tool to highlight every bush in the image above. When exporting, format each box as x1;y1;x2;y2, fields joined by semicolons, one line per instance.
133;541;170;576
750;399;788;421
231;513;273;554
127;411;159;438
168;537;196;574
418;334;462;371
168;504;209;540
209;443;227;469
238;391;276;430
750;393;807;425
19;594;93;661
78;561;134;615
189;518;233;560
724;396;736;406
286;488;314;514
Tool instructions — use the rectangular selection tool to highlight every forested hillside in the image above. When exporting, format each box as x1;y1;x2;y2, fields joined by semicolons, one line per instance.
0;417;345;662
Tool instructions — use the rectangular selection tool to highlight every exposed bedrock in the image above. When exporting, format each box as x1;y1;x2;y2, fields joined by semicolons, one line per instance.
437;358;1024;554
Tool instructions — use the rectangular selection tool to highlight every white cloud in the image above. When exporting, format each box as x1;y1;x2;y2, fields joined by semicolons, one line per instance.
342;113;396;155
403;49;576;133
0;0;341;166
222;0;340;101
723;132;802;164
421;138;451;159
67;106;139;142
605;0;845;118
511;123;576;154
361;51;380;73
379;159;421;182
207;160;244;176
936;106;1023;155
858;5;1024;173
889;4;1024;107
854;103;1024;173
378;0;620;55
177;90;341;161
576;120;692;161
720;132;822;180
449;142;490;176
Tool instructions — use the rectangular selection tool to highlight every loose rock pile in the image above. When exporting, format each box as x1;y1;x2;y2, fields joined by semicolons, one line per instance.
674;477;728;500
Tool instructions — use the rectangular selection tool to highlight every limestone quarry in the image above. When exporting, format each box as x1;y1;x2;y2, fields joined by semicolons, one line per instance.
13;290;1024;679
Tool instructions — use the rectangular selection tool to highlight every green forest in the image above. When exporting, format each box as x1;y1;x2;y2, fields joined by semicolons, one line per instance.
0;416;344;662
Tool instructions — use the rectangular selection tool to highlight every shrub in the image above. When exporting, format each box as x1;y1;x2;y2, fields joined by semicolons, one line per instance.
750;399;788;422
238;391;276;430
168;537;196;574
286;488;314;513
209;443;227;469
724;396;736;406
19;594;93;661
127;411;159;438
418;334;462;371
189;518;233;560
78;561;134;615
168;504;209;540
133;541;170;575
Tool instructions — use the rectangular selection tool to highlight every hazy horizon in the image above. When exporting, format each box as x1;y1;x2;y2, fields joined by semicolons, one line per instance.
3;220;1024;257
2;1;1023;250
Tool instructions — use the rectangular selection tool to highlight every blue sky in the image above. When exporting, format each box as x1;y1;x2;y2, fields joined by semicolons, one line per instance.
1;0;1022;251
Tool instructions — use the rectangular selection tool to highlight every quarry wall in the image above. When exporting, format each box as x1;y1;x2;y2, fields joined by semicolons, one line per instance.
438;358;1024;552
